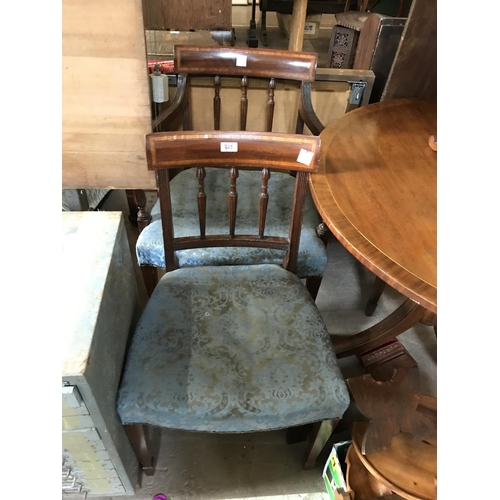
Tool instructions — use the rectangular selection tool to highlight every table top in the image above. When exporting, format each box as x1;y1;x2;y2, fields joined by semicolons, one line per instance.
310;98;437;313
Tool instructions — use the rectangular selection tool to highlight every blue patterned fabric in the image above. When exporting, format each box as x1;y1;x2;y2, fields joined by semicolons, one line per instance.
117;264;350;432
136;169;327;279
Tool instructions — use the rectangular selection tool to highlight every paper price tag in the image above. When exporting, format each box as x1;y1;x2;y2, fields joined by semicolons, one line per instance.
296;149;314;166
220;142;238;152
236;55;247;67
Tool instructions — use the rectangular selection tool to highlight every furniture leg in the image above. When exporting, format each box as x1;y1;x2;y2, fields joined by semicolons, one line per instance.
303;419;340;470
126;189;139;227
247;0;259;47
134;189;152;233
365;275;387;316
260;0;268;46
332;298;426;358
289;0;308;52
124;424;155;476
306;276;322;300
141;266;158;297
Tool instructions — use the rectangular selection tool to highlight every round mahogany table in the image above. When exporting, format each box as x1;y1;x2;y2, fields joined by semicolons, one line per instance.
310;98;437;358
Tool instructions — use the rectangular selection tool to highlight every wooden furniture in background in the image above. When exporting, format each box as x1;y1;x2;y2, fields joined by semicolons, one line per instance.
62;0;154;190
142;0;231;31
327;12;369;69
62;212;142;496
347;422;437;500
381;0;436;100
253;0;347;47
353;13;406;103
309;98;437;357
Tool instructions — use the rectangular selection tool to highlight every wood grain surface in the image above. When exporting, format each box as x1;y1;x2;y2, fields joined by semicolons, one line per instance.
62;0;154;189
351;422;437;500
309;98;436;312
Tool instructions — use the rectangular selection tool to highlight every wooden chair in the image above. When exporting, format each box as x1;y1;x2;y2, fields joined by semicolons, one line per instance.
134;46;329;300
116;131;350;475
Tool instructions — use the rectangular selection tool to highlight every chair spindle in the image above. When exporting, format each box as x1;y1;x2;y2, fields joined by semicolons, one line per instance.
214;75;221;130
229;167;239;238
196;167;207;239
259;168;270;238
240;76;248;131
266;78;276;132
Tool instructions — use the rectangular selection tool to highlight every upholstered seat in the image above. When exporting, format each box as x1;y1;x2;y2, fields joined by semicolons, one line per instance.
117;264;349;432
136;169;327;279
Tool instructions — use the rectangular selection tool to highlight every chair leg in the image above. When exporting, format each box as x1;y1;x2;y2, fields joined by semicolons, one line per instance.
306;276;323;300
365;275;386;316
141;266;158;297
124;424;156;476
125;190;139;227
303;419;340;470
260;0;268;46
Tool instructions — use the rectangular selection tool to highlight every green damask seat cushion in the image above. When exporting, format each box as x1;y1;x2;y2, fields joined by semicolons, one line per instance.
116;264;350;432
136;168;327;279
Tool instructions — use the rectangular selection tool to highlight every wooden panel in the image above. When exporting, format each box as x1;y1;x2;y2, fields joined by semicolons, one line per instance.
353;14;406;103
381;0;436;100
62;0;155;189
142;0;231;31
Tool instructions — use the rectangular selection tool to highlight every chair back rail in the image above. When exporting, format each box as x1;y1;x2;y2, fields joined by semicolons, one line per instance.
146;131;321;274
152;46;322;135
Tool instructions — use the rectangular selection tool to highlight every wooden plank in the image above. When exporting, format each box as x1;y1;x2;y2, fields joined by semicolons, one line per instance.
62;0;155;189
142;0;231;31
381;0;436;100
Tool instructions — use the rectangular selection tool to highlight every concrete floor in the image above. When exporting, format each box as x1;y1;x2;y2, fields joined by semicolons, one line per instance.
89;189;437;500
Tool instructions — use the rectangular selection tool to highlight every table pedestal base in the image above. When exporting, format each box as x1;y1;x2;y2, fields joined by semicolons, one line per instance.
332;298;428;359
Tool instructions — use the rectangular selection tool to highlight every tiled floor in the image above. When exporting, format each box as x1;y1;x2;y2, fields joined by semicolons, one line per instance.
90;189;437;500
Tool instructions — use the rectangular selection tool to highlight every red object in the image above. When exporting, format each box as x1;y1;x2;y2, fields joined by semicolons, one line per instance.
148;60;175;74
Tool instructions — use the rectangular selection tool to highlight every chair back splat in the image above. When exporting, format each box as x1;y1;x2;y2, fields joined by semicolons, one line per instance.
145;131;321;274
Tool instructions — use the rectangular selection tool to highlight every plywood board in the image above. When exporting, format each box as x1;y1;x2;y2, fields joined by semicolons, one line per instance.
62;0;155;189
381;0;436;100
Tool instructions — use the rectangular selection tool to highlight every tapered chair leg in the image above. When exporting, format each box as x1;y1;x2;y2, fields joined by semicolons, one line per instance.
365;276;387;316
141;266;158;297
303;419;340;470
124;424;155;476
306;276;323;300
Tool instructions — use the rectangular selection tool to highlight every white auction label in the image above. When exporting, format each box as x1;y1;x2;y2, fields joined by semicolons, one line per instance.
220;142;238;152
236;55;247;67
296;149;314;166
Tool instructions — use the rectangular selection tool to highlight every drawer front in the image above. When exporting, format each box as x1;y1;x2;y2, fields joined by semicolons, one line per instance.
62;386;126;496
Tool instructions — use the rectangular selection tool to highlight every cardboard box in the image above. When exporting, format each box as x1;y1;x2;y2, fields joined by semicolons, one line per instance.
322;440;351;499
277;13;322;40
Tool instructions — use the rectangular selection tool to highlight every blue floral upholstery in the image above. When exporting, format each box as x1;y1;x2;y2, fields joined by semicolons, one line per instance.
117;264;350;432
136;168;327;279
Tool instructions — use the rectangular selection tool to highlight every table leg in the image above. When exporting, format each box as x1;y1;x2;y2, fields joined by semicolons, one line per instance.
332;298;427;358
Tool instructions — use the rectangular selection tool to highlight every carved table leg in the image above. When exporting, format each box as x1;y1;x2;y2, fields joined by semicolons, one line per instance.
134;189;152;233
332;298;427;359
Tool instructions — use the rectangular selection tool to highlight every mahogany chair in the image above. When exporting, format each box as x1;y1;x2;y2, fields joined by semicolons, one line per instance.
116;131;350;475
134;46;329;300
